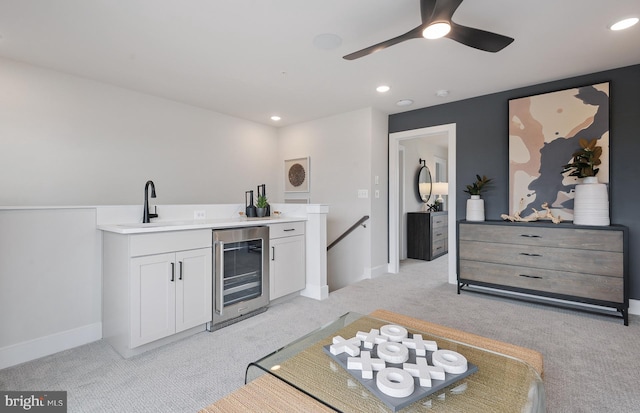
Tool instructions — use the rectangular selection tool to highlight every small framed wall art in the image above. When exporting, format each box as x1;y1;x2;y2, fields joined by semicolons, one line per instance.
284;157;310;192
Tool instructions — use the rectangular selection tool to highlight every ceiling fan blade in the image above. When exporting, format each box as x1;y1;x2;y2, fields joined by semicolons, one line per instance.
419;0;437;23
446;22;514;52
431;0;464;21
343;26;423;60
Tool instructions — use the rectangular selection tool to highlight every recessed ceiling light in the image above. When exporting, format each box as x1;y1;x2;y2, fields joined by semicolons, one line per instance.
396;99;414;107
423;22;451;39
609;17;639;31
376;85;391;93
436;90;449;97
270;116;281;121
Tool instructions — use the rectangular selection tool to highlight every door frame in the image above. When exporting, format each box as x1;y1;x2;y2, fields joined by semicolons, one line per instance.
388;123;457;284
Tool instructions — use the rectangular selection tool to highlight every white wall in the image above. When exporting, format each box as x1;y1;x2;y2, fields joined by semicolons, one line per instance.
369;109;389;276
0;58;389;368
277;108;388;291
0;57;278;368
0;57;279;206
399;137;449;214
0;208;102;368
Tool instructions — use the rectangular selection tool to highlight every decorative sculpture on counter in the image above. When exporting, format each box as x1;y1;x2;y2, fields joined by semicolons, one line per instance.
245;190;257;217
501;198;563;224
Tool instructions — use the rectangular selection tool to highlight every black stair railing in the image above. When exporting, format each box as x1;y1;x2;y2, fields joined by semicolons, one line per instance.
327;215;370;251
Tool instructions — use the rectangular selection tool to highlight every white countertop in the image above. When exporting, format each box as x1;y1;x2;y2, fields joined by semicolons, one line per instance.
97;216;306;234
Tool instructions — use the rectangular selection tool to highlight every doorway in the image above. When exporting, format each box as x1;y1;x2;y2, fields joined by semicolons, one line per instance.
388;124;457;284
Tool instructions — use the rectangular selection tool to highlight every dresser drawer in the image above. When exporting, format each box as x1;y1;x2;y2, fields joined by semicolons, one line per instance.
432;214;447;228
459;260;623;303
431;226;447;243
459;223;623;252
432;239;447;257
459;240;623;277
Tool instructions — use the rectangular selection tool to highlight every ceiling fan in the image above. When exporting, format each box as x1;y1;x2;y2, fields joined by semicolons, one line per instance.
343;0;514;60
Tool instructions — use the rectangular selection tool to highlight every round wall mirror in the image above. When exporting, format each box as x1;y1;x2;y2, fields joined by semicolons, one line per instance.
417;160;432;203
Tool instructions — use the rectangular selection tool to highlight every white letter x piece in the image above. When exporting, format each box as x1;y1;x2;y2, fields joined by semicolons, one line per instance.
356;329;388;349
347;351;386;379
404;357;445;387
330;335;361;357
402;334;437;356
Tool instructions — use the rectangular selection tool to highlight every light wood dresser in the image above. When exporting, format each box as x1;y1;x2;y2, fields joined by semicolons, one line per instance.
457;220;629;325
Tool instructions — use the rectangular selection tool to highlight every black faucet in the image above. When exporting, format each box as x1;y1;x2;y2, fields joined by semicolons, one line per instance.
143;180;158;223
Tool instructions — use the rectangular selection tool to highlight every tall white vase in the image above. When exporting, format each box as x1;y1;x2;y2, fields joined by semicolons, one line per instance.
573;176;610;226
466;195;485;221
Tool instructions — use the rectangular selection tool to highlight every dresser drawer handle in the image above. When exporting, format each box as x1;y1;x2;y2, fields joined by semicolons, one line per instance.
519;252;542;257
519;274;543;279
284;228;296;232
520;234;541;238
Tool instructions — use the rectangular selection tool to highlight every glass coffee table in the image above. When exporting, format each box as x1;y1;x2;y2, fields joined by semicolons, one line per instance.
246;312;545;412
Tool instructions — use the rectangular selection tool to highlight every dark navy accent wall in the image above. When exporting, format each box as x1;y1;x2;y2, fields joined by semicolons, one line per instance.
389;64;640;300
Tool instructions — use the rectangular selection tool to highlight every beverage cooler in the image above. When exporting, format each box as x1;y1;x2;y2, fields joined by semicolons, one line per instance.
208;226;270;330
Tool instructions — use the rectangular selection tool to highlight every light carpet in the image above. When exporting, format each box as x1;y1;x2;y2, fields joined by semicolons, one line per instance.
1;257;639;412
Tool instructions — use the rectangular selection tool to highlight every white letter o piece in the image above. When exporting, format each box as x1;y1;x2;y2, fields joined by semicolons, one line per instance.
376;367;415;398
380;324;408;342
431;349;468;374
376;341;410;364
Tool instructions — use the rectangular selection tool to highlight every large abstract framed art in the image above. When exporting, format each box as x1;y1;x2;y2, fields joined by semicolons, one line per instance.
508;82;610;221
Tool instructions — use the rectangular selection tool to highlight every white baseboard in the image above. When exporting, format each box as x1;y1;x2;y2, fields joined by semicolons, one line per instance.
0;322;102;370
364;264;388;279
300;284;329;301
629;299;640;316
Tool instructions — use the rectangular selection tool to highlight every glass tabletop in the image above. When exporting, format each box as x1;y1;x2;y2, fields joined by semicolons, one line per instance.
246;312;545;412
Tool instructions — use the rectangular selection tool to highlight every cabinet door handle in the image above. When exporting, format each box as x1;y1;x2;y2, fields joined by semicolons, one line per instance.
215;241;224;316
179;261;183;280
170;262;175;282
519;252;542;257
519;274;543;279
271;246;275;261
520;234;541;238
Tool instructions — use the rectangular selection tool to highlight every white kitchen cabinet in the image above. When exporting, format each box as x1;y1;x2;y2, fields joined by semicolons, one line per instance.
175;249;212;332
130;252;175;348
103;229;212;357
269;222;306;300
130;247;212;348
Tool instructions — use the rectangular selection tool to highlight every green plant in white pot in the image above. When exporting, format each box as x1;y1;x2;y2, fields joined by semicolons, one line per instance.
562;138;609;226
464;174;492;221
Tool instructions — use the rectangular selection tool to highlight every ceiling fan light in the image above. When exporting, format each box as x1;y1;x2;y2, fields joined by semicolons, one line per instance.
609;17;639;31
423;22;451;39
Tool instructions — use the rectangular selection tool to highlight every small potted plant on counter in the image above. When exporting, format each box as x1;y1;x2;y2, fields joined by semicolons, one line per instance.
256;195;269;218
464;174;492;221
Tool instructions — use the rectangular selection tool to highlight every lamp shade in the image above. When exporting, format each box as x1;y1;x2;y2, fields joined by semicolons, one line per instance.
431;182;449;196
